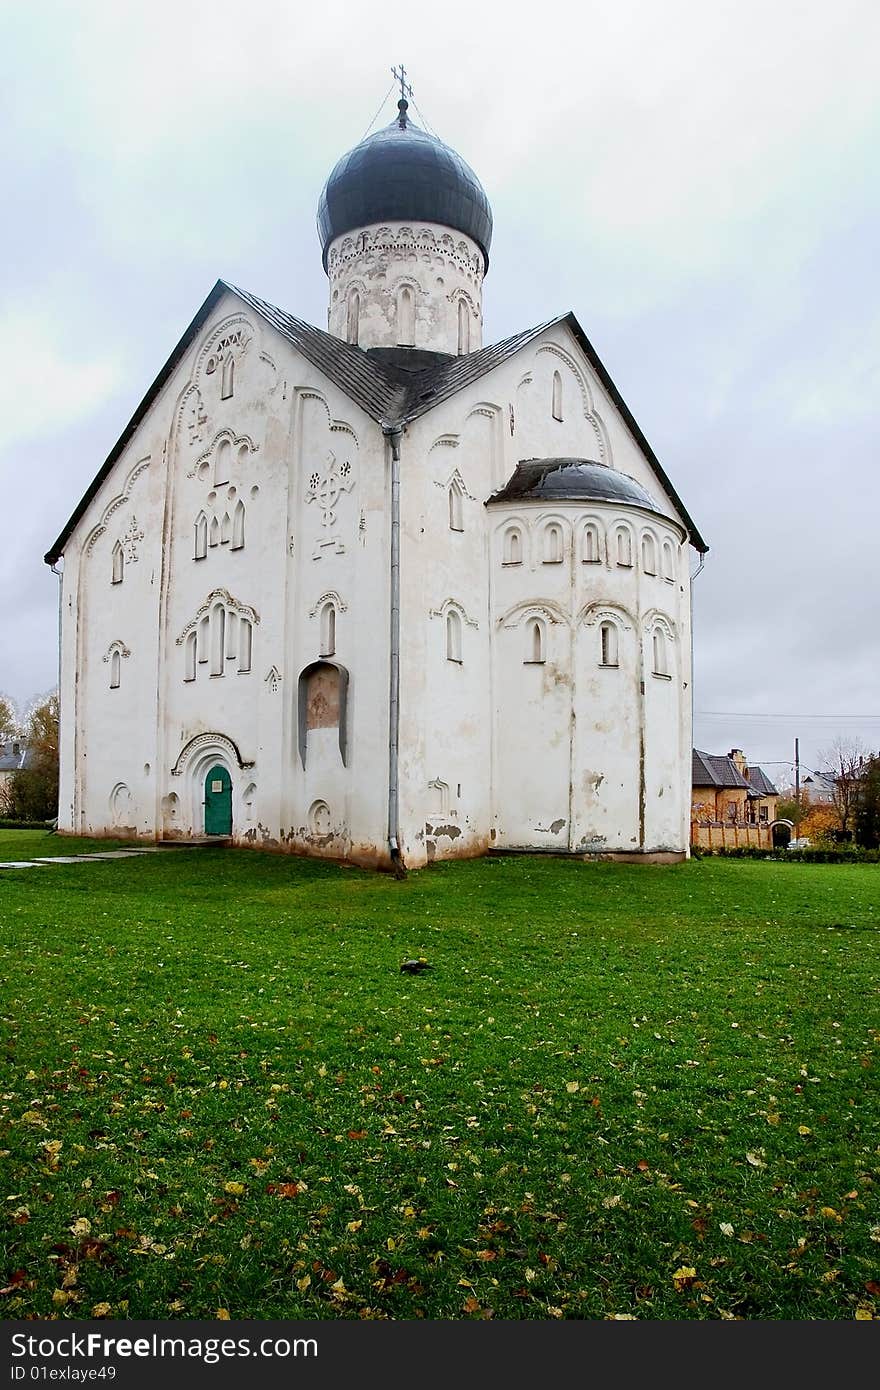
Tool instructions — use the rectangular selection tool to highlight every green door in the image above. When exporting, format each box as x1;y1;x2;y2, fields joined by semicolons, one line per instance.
204;765;232;836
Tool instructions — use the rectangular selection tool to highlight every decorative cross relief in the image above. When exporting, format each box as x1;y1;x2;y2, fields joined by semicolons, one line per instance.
121;516;145;563
305;451;355;560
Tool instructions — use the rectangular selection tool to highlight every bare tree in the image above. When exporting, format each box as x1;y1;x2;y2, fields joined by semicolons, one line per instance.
0;693;18;742
819;737;868;839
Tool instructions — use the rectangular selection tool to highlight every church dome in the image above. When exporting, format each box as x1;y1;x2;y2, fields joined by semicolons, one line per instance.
317;103;493;272
488;459;664;512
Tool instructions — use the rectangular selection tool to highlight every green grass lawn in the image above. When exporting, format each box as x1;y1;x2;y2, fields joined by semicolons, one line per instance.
0;830;145;861
1;840;877;1321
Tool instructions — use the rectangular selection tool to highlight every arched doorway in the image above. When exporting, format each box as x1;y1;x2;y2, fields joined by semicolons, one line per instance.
771;819;793;849
204;765;232;836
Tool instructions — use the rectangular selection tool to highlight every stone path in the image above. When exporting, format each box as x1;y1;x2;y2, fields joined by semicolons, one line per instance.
0;848;173;870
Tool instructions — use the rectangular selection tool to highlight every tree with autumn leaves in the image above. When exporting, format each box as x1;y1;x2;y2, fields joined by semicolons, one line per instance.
1;691;59;821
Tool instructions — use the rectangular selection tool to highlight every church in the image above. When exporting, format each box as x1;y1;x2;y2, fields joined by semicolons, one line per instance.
45;84;707;870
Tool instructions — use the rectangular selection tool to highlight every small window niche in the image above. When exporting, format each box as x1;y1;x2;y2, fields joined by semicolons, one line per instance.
198;613;210;664
543;522;563;564
346;290;360;346
446;609;462;663
457;298;470;355
319;601;336;658
525;618;546;664
194;512;208;560
662;539;675;582
210;604;226;676
111;541;124;585
448;482;464;532
551;370;563;422
220;354;235;400
641;532;657;575
503;527;523;565
397;285;415;346
231;499;245;551
209;516;220;548
238;617;252;673
615;527;633;567
184;631;197;682
652;627;670;677
582;522;601;564
109;649;121;689
600;621;619;668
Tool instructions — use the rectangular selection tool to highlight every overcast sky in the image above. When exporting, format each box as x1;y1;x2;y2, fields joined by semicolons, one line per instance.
2;0;878;780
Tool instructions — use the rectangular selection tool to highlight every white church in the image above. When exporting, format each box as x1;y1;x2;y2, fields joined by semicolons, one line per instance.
46;86;707;870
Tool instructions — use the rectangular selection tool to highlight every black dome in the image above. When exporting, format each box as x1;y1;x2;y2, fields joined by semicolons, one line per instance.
488;460;665;513
317;107;493;272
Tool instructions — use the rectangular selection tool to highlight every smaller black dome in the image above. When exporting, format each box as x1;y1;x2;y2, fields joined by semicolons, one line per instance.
317;108;493;272
488;459;664;513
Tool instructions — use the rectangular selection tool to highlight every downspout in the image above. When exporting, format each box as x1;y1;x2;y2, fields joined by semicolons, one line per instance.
384;425;406;876
689;550;706;853
50;560;63;827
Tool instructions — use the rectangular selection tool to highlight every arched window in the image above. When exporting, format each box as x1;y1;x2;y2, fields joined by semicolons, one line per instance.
214;437;232;485
641;532;657;574
220;354;235;400
503;527;522;565
110;649;121;689
662;539;675;582
543;522;563;563
198;614;210;664
457;298;470;355
398;286;415;346
221;511;231;545
600;621;618;667
446;609;462;663
652;627;669;677
111;542;124;585
616;527;633;567
552;371;563;422
184;631;197;682
582;523;601;564
320;602;336;657
448;483;463;532
346;290;360;345
225;610;238;661
526;618;545;664
232;499;245;551
238;618;252;673
209;516;220;548
211;604;225;676
194;513;207;560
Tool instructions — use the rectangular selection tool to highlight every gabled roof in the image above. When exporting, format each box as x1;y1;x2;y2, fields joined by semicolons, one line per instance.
745;765;778;798
692;749;751;790
46;280;708;563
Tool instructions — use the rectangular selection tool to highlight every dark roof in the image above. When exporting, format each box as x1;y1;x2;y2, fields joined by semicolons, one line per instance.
317;107;493;271
0;741;30;773
487;459;673;521
45;282;709;562
692;749;750;790
746;765;778;798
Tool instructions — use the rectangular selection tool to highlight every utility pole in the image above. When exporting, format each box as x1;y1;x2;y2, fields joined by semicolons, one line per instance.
794;737;800;844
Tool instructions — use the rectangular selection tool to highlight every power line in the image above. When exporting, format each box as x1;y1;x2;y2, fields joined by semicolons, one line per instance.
696;710;880;721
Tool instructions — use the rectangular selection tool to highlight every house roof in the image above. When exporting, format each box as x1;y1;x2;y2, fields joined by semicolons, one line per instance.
692;749;750;790
486;458;673;522
0;741;31;773
745;764;779;798
45;281;708;563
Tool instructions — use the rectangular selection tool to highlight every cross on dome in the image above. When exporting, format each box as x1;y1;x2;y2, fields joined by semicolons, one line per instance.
390;63;413;126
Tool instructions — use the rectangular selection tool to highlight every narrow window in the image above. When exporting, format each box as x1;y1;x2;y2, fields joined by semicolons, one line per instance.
111;541;124;585
238;617;252;673
543;523;563;563
652;627;669;676
209;515;220;548
398;286;415;346
448;484;463;532
600;621;618;667
231;499;245;551
346;290;360;345
221;511;231;545
503;527;522;565
641;532;657;574
184;631;197;681
446;609;462;663
110;649;121;689
552;370;563;422
583;523;600;564
194;513;207;560
662;539;675;582
198;614;210;664
320;602;336;657
225;610;238;660
211;604;226;676
616;528;633;567
220;354;235;400
214;437;232;485
526;619;545;664
457;298;470;355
